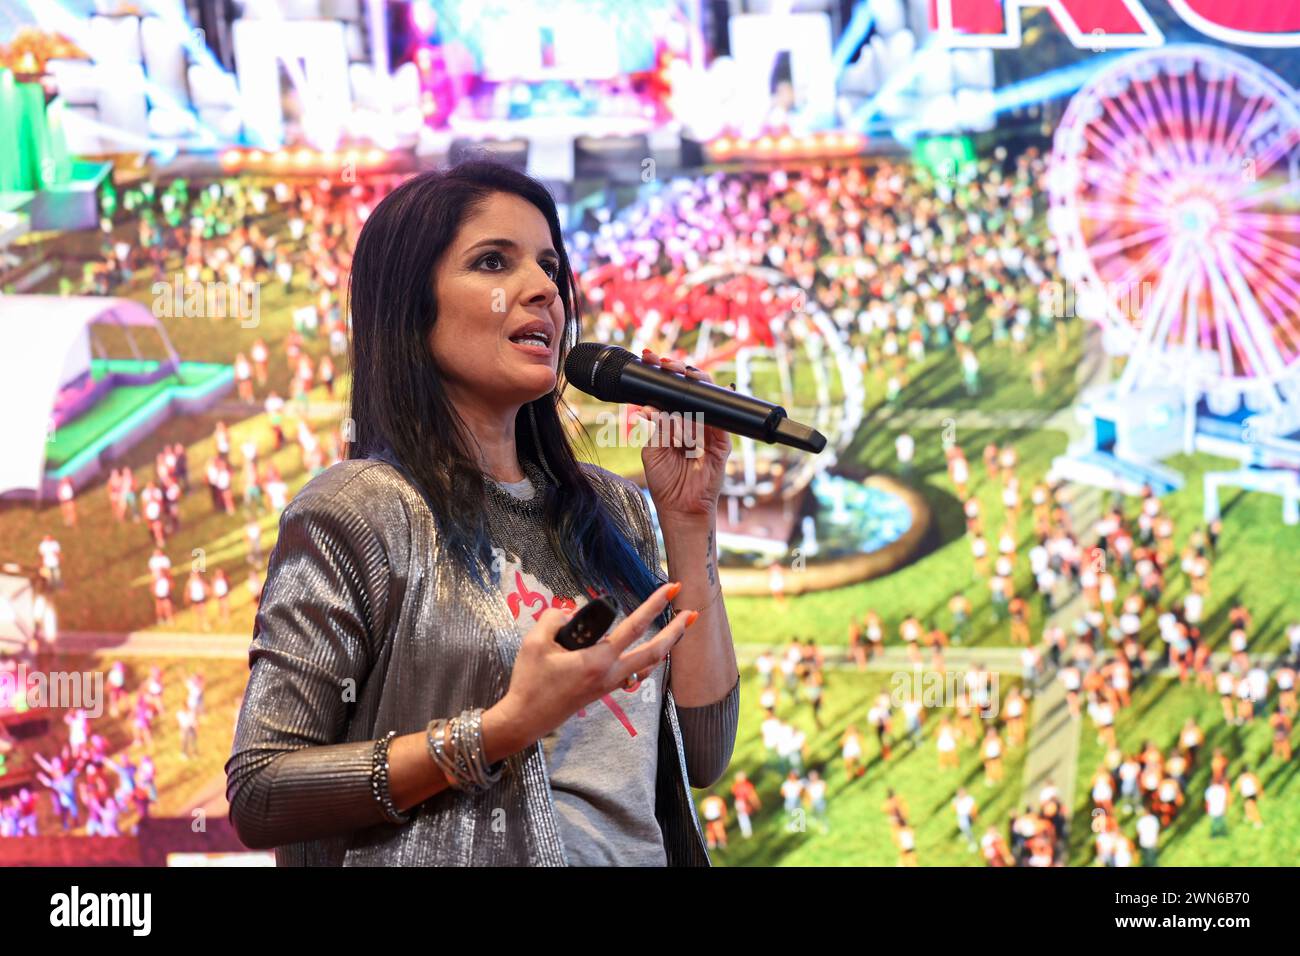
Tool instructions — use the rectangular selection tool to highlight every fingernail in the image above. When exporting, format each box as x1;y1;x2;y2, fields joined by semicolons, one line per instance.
665;581;683;600
683;609;700;627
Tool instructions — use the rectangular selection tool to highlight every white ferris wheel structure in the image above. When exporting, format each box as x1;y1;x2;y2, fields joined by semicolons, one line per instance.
1048;45;1300;522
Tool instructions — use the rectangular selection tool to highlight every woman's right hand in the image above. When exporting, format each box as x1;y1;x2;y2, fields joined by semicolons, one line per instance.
491;581;698;751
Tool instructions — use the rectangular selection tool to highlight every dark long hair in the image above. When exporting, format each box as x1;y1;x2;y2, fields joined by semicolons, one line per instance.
345;159;662;614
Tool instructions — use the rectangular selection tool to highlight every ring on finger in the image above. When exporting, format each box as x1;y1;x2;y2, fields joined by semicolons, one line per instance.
622;671;639;691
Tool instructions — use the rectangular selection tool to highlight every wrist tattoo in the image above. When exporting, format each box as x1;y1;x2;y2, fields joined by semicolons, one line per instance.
705;528;717;589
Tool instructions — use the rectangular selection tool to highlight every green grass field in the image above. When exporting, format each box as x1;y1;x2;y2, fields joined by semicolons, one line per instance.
1112;451;1300;655
716;423;1069;651
864;315;1086;415
1068;677;1299;866
710;670;1030;866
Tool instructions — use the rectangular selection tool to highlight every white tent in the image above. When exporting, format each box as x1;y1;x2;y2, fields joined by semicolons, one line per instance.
0;566;42;657
0;295;179;498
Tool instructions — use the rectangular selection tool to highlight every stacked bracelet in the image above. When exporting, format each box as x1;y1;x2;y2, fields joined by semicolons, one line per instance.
425;708;506;793
370;730;411;825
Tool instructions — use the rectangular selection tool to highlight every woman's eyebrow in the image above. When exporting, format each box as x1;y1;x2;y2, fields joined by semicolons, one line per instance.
465;237;559;258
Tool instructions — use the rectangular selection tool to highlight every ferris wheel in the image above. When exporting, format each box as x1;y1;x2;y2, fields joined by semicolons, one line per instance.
1048;45;1300;421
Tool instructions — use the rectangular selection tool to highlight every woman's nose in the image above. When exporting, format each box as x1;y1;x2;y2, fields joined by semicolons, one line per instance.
524;263;559;306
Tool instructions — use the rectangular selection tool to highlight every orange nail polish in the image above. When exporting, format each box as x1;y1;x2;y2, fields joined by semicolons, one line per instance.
665;581;683;600
684;609;700;627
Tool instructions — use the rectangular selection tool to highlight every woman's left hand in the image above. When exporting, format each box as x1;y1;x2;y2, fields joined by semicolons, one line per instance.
632;347;731;524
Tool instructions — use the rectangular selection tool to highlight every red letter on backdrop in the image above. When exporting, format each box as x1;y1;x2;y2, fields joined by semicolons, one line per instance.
934;1;1163;48
1167;0;1300;46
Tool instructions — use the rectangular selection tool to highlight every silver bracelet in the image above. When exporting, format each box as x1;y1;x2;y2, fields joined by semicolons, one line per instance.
425;717;456;785
444;712;504;790
458;708;506;788
370;730;410;825
425;709;505;792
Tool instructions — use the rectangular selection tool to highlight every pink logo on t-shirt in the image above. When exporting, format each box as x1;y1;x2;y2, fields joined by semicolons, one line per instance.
499;555;645;737
505;569;576;621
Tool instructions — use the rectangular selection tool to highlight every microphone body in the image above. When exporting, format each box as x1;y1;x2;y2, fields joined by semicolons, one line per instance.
565;343;826;454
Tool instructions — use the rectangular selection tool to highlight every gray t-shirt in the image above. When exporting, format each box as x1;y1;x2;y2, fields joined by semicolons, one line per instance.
491;474;668;866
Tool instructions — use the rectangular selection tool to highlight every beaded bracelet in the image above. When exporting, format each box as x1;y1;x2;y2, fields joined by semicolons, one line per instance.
370;730;410;825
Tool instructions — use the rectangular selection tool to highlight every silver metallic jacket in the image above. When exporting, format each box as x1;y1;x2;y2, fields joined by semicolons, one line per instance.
225;456;740;865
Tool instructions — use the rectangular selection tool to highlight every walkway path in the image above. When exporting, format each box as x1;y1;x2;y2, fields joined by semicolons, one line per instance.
1016;482;1099;816
1016;322;1108;830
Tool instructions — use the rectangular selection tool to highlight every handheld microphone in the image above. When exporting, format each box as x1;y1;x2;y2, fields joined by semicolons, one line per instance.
564;342;827;454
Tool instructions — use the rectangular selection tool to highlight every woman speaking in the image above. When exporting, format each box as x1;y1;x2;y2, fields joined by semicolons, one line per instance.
225;160;740;866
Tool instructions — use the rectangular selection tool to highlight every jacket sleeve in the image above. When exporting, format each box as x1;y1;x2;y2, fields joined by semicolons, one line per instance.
675;675;741;789
224;487;397;850
619;476;740;790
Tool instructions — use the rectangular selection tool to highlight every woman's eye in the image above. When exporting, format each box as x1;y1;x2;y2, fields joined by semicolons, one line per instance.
542;260;560;280
478;252;505;271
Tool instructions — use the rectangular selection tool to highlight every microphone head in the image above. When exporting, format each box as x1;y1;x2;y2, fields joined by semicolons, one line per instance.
564;342;636;401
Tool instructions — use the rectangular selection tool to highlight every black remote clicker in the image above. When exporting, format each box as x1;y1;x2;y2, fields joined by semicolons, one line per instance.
553;597;617;651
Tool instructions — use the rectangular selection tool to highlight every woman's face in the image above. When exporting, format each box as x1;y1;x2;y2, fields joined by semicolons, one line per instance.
429;191;565;413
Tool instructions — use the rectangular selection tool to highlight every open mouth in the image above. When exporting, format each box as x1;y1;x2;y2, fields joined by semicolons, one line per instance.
508;330;552;354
